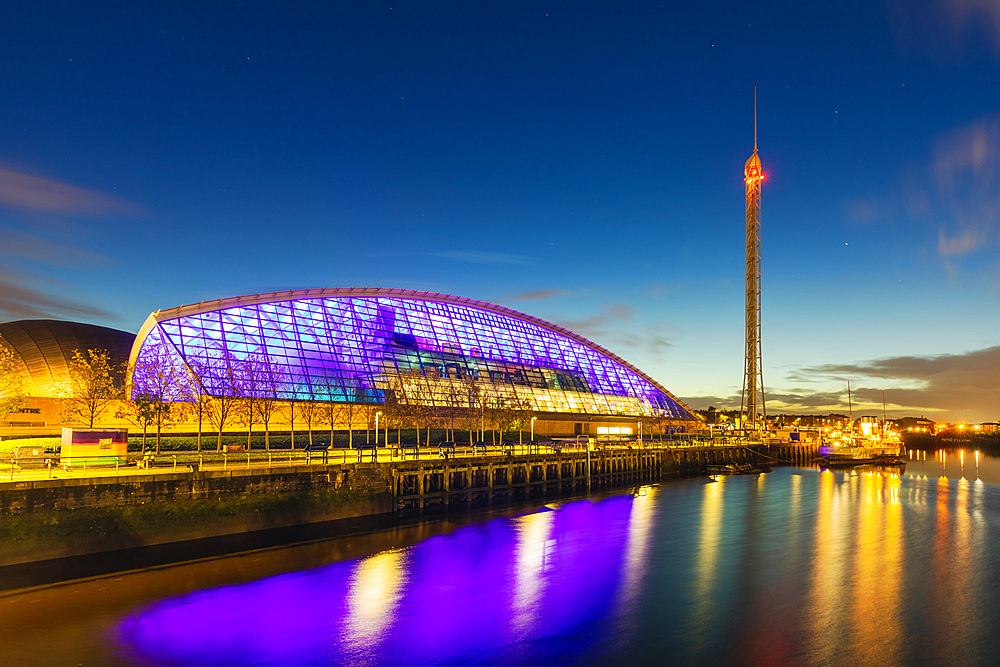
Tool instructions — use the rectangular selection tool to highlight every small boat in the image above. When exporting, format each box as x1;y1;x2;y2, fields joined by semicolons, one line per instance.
819;437;903;465
707;462;764;476
820;384;903;465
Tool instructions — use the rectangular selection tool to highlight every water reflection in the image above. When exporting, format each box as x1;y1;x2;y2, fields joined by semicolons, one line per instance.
849;470;904;665
808;469;846;665
8;465;1000;666
511;508;555;636
343;550;409;655
691;477;725;643
613;486;660;633
906;448;1000;484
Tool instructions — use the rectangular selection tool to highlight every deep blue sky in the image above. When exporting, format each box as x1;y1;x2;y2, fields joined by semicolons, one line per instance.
2;1;999;420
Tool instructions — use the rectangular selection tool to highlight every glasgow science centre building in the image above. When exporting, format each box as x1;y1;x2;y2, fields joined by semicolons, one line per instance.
4;288;701;437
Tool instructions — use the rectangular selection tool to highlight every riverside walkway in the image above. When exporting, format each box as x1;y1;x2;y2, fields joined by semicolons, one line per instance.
0;437;821;485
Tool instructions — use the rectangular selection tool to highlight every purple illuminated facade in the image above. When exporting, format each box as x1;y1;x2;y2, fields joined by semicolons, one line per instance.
129;288;695;420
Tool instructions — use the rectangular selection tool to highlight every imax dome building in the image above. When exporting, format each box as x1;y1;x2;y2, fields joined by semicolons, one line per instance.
130;288;699;436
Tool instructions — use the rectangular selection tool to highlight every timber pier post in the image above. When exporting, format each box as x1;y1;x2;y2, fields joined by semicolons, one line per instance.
392;442;821;515
392;448;666;516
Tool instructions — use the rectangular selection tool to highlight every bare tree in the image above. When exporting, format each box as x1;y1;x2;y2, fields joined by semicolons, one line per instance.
235;354;268;450
381;376;411;446
648;414;670;441
256;355;286;451
475;378;504;444
459;376;486;444
407;371;436;446
64;349;122;428
116;390;155;453
189;392;210;452
358;400;381;445
283;400;297;449
129;350;188;454
296;400;320;448
0;334;27;425
388;368;436;445
334;378;365;448
203;354;241;452
313;375;343;448
338;402;359;448
491;394;520;446
511;396;535;444
438;384;465;443
184;360;211;452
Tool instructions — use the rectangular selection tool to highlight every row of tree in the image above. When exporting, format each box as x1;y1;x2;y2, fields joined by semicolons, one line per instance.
0;337;682;455
120;352;542;455
0;335;27;423
0;339;120;431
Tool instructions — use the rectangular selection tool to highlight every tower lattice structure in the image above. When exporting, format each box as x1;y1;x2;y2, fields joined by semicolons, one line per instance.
741;90;766;433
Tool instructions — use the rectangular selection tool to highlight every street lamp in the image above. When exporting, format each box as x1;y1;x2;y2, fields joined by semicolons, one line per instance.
531;416;536;442
375;411;382;446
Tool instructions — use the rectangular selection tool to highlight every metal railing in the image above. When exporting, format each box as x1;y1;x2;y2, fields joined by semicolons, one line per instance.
0;438;798;482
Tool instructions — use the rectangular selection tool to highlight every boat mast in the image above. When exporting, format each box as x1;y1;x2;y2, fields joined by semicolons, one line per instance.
882;388;887;438
847;381;853;430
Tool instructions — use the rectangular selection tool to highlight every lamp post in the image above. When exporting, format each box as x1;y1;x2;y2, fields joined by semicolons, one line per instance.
375;411;382;447
531;416;536;442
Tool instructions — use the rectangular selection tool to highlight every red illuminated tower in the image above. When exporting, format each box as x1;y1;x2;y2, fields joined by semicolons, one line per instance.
741;88;766;433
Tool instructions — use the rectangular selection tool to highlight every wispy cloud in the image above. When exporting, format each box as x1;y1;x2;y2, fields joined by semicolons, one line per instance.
0;227;108;267
681;390;851;413
505;289;567;302
557;304;635;338
0;168;142;216
0;270;115;321
679;395;738;411
846;118;1000;277
426;251;532;265
933;120;1000;273
612;323;676;361
889;0;1000;58
552;303;674;361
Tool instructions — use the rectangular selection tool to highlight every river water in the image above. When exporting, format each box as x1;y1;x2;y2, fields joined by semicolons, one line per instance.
3;450;1000;666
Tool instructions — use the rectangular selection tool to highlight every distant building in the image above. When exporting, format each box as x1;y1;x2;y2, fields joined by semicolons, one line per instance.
892;416;936;433
0;319;135;432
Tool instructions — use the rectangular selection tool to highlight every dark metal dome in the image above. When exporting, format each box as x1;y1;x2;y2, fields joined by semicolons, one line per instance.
0;320;136;397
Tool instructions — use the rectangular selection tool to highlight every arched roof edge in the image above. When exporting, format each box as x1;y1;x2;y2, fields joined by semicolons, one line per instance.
128;314;162;370
134;288;699;419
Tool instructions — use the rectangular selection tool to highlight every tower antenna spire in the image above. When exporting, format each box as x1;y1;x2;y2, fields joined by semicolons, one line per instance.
754;85;757;151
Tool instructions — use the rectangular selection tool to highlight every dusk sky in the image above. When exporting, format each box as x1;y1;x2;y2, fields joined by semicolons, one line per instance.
2;1;999;421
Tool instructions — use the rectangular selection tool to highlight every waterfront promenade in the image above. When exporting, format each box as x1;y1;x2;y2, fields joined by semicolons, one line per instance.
0;436;817;485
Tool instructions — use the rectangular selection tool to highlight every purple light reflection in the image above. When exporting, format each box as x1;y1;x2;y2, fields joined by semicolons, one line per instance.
116;493;655;666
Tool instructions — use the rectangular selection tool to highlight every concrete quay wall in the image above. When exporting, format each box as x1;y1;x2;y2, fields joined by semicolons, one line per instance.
0;449;673;569
0;444;817;572
0;464;394;568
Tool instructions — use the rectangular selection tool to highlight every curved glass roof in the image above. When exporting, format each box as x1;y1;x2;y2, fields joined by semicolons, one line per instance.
131;288;695;420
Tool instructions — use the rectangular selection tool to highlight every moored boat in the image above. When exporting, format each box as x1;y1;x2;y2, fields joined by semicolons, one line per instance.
707;462;765;476
819;436;903;464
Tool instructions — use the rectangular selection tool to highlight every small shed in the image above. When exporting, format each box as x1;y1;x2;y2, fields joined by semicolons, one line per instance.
61;428;128;466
